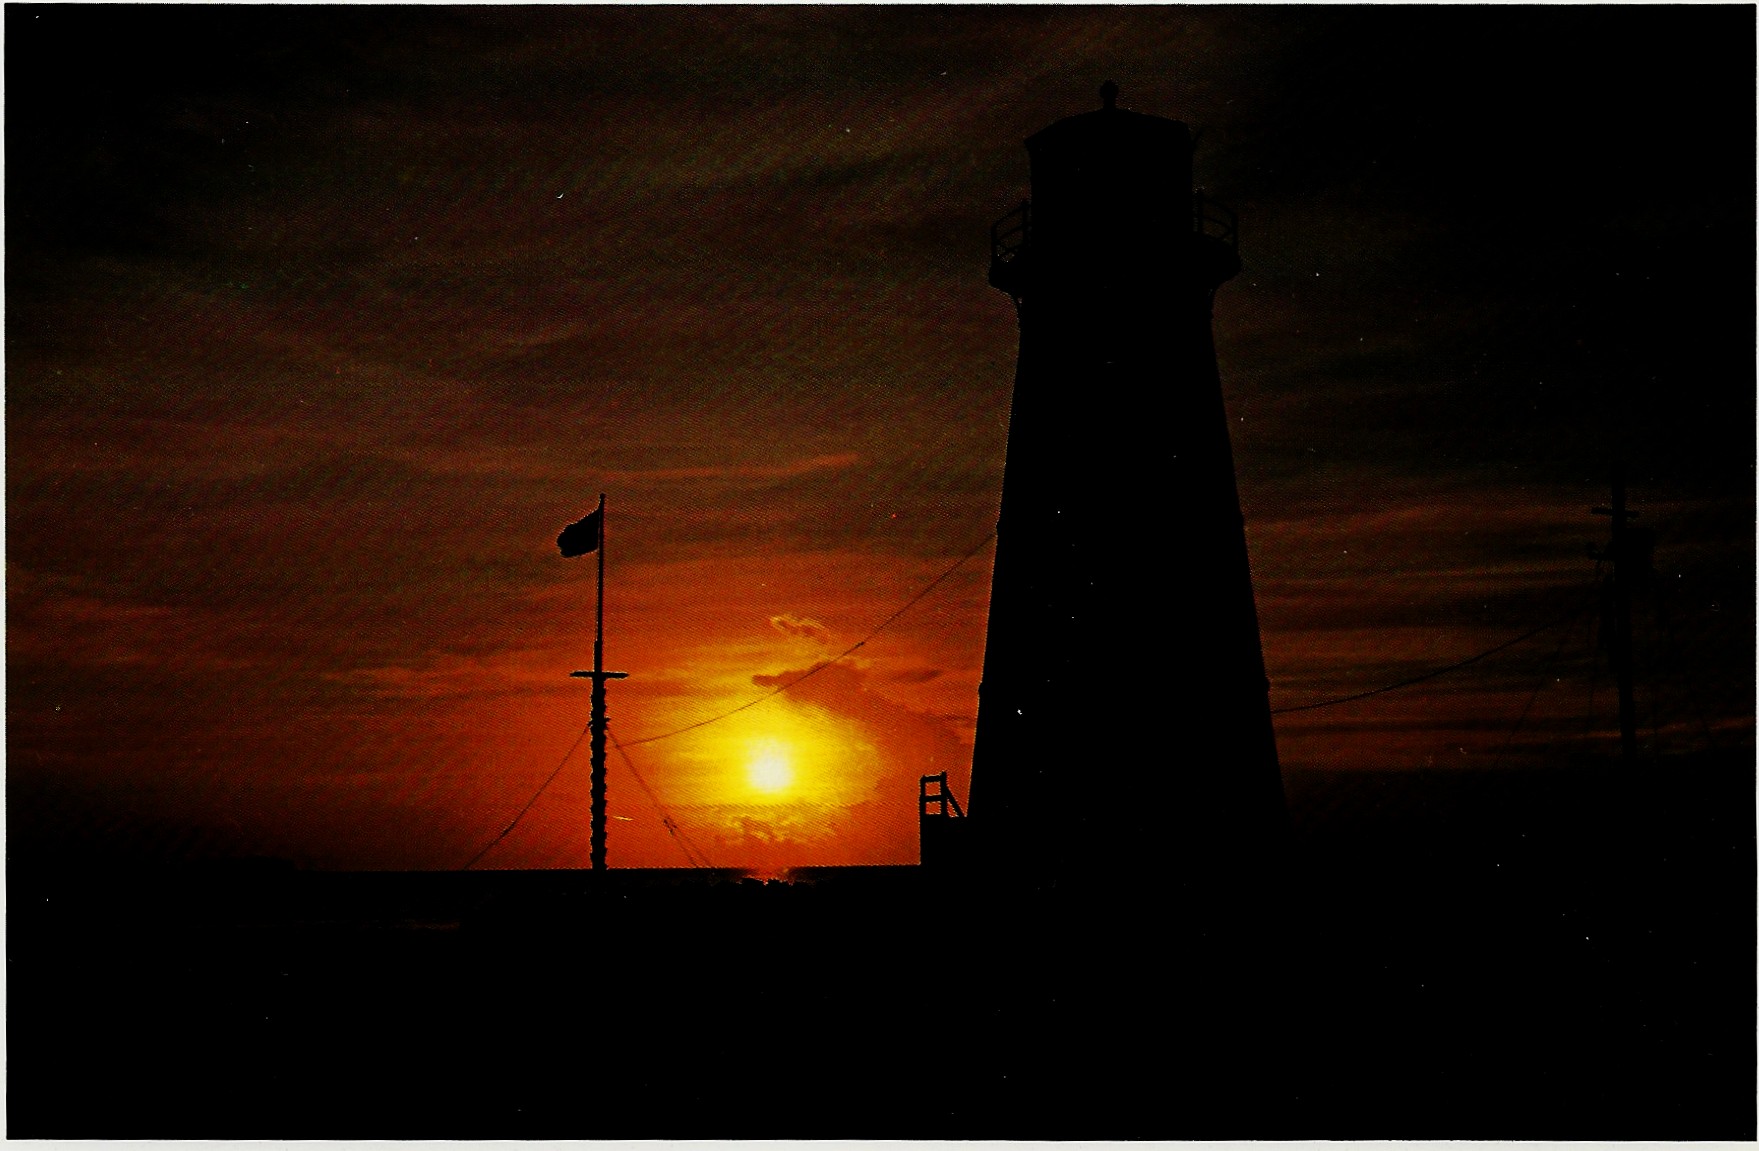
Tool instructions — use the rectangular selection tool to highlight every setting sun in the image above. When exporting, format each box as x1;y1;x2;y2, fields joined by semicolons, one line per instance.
746;740;796;795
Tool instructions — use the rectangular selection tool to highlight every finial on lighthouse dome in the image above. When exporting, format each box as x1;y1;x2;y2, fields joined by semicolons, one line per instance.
1100;79;1119;110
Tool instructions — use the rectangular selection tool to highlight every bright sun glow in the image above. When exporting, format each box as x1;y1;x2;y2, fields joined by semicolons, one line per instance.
664;692;870;809
746;740;796;794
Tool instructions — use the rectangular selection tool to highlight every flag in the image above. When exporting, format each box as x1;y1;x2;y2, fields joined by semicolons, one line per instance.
558;508;602;557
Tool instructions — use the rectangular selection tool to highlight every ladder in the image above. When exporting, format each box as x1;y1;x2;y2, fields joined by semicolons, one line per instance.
919;772;965;820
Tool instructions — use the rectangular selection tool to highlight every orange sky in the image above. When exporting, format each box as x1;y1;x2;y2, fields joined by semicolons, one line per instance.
8;7;1752;872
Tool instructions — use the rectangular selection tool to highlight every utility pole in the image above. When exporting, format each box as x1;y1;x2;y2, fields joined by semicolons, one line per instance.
1593;464;1639;763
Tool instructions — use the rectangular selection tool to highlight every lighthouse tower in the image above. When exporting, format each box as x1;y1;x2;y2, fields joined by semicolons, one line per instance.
967;82;1286;896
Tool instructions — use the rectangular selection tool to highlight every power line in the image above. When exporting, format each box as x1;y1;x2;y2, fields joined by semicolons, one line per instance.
472;535;1598;866
1489;592;1592;767
1271;594;1596;716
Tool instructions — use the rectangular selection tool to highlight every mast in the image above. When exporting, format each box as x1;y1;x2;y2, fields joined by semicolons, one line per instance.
569;492;627;870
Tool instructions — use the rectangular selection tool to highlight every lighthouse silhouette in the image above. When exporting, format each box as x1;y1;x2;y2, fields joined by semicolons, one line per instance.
964;82;1287;898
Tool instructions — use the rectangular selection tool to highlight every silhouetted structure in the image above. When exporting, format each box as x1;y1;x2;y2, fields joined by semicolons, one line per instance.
1593;463;1656;763
917;770;966;869
560;494;627;871
966;83;1287;894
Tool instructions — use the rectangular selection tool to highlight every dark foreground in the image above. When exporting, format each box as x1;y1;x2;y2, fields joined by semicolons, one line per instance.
10;750;1753;1137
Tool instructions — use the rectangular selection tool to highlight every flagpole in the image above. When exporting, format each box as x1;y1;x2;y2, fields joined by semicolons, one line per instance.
587;489;608;876
569;492;625;873
595;491;606;673
590;493;609;872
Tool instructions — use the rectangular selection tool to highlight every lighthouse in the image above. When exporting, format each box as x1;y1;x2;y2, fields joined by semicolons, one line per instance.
966;82;1287;896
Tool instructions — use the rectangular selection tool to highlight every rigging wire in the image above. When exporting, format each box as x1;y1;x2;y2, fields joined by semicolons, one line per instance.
609;729;713;868
461;721;592;871
467;529;1628;866
618;529;998;749
456;529;997;869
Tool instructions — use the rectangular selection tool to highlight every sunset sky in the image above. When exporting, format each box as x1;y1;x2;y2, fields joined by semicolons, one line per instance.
8;5;1753;871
